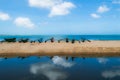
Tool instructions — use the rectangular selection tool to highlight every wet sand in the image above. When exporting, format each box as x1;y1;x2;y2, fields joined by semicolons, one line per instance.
0;41;120;57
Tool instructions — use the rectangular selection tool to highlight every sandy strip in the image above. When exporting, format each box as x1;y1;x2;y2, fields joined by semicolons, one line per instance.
0;41;120;57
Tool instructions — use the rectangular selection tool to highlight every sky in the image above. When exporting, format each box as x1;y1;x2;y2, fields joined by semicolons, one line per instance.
0;0;120;35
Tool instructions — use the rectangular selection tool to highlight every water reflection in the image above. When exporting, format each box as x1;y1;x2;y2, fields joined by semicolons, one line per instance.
52;56;74;68
30;63;68;80
102;69;120;79
97;58;108;64
17;56;28;59
0;56;120;80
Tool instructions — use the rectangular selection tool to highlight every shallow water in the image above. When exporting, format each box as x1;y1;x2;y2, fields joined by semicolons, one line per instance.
0;56;120;80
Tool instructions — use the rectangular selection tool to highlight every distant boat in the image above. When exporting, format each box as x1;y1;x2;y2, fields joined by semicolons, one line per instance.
19;39;29;43
45;37;55;43
58;38;69;43
4;38;16;42
38;38;43;43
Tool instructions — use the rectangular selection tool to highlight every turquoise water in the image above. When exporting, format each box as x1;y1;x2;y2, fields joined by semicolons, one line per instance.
0;56;120;80
0;35;120;41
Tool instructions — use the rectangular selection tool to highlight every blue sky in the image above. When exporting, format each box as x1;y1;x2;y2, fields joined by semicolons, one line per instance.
0;0;120;35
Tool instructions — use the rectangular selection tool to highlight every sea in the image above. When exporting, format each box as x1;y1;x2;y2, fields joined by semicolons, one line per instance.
0;35;120;41
0;35;120;80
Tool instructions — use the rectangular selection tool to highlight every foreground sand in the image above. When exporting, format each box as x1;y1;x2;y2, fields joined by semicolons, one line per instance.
0;41;120;57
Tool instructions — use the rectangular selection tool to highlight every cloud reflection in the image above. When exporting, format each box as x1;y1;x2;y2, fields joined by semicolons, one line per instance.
102;69;120;79
97;58;108;64
52;56;74;68
30;63;68;80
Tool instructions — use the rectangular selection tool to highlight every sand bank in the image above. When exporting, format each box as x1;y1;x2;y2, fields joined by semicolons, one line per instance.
0;41;120;57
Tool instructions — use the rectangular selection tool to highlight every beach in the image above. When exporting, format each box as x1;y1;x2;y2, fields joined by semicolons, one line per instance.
0;40;120;57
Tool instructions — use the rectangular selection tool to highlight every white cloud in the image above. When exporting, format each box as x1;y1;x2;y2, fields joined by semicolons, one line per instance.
97;5;110;13
102;69;120;79
14;17;35;28
97;58;108;64
29;0;62;8
112;0;120;4
28;0;75;17
49;2;75;17
52;56;74;68
91;13;101;19
91;5;110;19
30;63;67;80
0;12;10;21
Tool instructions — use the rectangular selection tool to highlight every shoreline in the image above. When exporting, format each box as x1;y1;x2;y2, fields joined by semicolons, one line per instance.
0;41;120;57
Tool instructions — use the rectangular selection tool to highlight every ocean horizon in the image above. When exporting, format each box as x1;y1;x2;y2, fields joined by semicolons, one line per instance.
0;35;120;41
